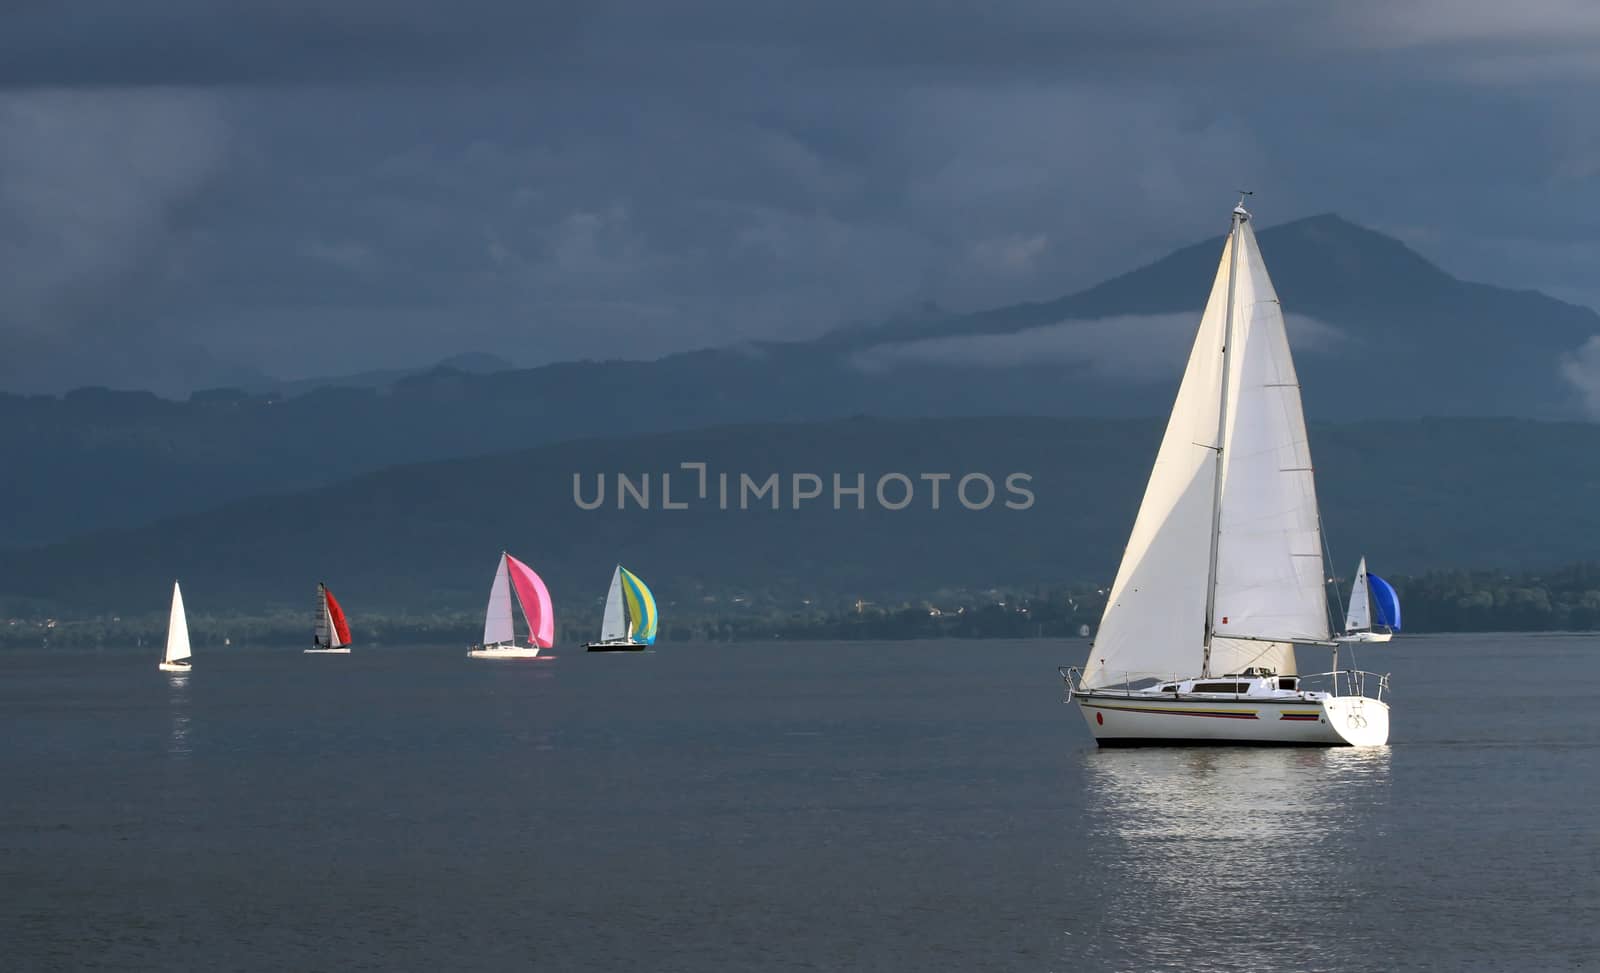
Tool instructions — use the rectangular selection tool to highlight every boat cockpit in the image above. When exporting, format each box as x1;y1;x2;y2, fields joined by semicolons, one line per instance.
1138;667;1323;700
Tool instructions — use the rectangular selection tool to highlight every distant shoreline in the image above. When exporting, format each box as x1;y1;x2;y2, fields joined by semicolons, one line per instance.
10;562;1600;648
7;621;1600;652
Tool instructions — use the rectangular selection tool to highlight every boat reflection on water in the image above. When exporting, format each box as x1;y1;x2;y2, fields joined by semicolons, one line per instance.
1069;747;1392;972
166;671;192;759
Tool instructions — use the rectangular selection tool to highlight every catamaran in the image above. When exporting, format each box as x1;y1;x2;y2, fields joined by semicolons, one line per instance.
1058;199;1391;746
159;581;192;672
1338;557;1399;643
468;551;554;659
584;565;658;652
306;582;353;653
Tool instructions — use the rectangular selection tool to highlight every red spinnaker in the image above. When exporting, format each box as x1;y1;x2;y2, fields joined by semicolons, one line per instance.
324;587;353;647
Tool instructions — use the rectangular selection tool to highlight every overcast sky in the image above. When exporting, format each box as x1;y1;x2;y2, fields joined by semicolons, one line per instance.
4;1;1600;393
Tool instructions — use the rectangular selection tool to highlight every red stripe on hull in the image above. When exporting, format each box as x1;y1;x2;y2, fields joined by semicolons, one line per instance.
1082;703;1258;720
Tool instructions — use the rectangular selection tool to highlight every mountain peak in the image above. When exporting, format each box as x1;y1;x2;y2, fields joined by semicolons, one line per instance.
1278;211;1355;229
1253;211;1455;300
875;211;1469;346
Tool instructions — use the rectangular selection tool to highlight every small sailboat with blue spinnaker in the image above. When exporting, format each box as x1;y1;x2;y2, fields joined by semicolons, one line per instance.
1338;557;1399;643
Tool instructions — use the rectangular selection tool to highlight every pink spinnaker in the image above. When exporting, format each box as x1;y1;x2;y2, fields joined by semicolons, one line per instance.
505;554;555;648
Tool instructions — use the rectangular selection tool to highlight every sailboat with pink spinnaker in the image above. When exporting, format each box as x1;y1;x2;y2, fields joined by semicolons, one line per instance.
468;551;555;659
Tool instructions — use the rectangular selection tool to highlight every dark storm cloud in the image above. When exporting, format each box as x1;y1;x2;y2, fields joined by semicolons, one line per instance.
0;2;593;88
4;2;1600;393
0;1;1489;88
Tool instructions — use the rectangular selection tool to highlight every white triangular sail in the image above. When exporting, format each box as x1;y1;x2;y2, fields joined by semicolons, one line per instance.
326;603;348;648
1083;236;1230;689
1084;206;1326;688
1344;558;1372;633
483;553;516;646
165;582;192;664
599;566;626;642
1210;218;1329;663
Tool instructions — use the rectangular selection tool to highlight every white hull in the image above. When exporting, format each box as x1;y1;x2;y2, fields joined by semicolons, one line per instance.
467;645;543;659
1077;692;1389;747
304;647;352;654
158;661;192;673
1336;631;1392;643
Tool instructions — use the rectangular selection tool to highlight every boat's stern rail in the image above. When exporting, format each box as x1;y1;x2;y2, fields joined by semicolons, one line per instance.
1296;668;1391;701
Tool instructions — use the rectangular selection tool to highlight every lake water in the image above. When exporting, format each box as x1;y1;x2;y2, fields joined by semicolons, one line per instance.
2;634;1597;971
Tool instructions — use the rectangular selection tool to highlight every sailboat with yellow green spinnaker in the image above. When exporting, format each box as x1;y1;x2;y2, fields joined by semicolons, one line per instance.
585;565;659;652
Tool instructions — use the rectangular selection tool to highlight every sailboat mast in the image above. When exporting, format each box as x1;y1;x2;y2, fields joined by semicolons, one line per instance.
1201;201;1248;677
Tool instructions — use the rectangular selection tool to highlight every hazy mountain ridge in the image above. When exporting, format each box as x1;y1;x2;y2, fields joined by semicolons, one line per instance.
245;352;516;398
2;214;1595;549
4;415;1598;619
842;214;1600;418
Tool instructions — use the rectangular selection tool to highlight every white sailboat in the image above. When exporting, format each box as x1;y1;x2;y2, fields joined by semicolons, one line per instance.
158;581;192;672
305;582;353;654
467;551;555;659
1338;557;1399;643
1059;199;1390;746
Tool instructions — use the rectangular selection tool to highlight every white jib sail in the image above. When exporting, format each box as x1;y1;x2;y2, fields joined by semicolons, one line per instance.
1344;558;1371;632
482;554;516;646
165;582;192;664
1210;218;1330;668
599;567;626;642
1082;236;1231;689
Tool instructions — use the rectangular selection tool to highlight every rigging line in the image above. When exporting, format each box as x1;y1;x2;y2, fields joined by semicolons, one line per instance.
1319;512;1346;633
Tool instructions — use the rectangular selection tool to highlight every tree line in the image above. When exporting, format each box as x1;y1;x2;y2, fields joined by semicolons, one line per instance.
10;563;1600;648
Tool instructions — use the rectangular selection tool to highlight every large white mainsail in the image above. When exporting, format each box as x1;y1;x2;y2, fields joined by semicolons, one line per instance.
482;553;516;646
1084;204;1327;689
165;581;192;665
1083;237;1230;689
1344;557;1372;632
599;567;627;642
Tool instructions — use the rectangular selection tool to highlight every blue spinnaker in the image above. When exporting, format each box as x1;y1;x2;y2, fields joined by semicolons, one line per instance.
1368;573;1401;631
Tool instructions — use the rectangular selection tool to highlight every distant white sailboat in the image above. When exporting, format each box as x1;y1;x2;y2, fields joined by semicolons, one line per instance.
1338;557;1399;643
305;582;353;654
584;565;658;652
468;551;555;659
1059;199;1390;746
159;581;192;672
